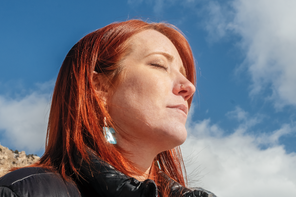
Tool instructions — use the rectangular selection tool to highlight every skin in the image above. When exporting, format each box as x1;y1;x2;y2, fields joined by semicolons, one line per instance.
107;30;195;180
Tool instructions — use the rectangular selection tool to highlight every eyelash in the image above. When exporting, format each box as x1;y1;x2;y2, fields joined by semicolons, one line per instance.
150;63;168;71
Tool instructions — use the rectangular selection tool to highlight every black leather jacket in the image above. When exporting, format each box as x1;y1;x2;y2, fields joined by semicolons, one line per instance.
0;155;216;197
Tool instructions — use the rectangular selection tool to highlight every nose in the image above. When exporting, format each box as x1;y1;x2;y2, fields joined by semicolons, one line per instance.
173;75;196;101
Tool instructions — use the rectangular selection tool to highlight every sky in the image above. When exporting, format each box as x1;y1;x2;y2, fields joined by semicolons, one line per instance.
0;0;296;196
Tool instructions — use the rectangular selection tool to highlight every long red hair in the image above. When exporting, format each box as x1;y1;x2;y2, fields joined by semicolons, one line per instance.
37;19;196;196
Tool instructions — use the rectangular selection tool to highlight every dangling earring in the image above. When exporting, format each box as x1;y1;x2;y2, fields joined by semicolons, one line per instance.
103;117;117;144
156;160;161;170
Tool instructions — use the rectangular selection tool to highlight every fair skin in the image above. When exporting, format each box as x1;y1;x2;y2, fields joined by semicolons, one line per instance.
106;30;195;180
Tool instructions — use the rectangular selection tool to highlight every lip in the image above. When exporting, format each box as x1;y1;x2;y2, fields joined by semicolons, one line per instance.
167;104;188;116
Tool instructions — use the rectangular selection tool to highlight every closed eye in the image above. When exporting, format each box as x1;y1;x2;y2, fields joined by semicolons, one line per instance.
150;63;168;71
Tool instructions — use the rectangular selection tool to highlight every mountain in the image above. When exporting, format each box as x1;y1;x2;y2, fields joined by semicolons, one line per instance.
0;144;40;177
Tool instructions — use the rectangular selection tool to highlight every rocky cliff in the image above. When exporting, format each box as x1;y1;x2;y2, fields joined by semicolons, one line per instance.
0;144;40;177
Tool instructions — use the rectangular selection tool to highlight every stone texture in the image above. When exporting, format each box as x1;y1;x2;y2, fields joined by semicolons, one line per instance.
0;144;40;177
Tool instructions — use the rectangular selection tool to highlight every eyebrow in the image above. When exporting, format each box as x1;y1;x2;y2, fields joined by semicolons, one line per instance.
145;52;187;76
144;52;174;62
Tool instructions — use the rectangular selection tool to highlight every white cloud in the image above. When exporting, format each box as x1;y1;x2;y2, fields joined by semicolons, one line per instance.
182;108;296;197
233;0;296;109
226;106;248;122
203;1;234;42
256;124;293;146
0;91;50;153
204;0;296;109
226;106;263;130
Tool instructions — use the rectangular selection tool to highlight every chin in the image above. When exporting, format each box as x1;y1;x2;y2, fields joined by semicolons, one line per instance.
174;132;187;146
160;127;187;151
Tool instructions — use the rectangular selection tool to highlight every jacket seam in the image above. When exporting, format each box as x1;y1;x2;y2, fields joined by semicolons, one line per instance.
11;172;56;185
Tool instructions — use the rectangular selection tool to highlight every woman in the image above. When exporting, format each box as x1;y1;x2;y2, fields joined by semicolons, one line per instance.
0;20;216;197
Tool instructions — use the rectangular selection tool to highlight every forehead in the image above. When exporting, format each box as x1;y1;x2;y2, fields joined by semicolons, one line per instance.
129;30;177;55
128;29;185;74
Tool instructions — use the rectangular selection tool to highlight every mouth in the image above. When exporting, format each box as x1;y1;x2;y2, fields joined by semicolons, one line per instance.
167;104;188;116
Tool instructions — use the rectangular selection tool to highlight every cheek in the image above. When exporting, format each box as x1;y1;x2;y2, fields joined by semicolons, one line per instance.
109;70;171;128
118;71;170;108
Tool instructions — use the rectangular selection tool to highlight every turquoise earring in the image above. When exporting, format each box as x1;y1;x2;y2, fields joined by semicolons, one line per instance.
103;127;116;144
103;117;117;144
156;160;161;170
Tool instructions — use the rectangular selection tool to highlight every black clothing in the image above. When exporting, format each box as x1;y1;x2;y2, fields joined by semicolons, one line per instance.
0;155;216;197
0;167;80;197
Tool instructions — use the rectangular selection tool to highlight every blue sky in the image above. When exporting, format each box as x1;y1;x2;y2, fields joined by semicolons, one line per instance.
1;0;296;196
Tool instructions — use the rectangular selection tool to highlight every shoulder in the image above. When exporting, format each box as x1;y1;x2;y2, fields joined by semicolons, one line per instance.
0;167;81;197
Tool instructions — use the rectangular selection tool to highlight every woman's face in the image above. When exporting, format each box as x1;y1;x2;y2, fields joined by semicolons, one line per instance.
108;29;195;153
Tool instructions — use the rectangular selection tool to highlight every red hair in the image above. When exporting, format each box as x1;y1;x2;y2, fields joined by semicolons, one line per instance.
37;19;196;196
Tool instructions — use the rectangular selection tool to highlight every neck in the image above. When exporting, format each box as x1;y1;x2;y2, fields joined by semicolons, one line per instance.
116;134;159;181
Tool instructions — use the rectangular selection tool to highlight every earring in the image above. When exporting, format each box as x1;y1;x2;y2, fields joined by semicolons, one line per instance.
156;160;161;170
103;117;117;144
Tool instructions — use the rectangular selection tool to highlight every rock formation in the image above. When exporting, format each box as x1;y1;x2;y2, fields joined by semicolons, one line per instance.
0;144;40;177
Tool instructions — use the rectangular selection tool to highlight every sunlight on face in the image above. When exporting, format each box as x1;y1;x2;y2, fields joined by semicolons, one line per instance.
109;30;195;153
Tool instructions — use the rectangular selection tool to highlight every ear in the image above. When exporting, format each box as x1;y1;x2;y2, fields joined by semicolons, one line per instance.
92;71;109;103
